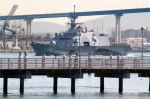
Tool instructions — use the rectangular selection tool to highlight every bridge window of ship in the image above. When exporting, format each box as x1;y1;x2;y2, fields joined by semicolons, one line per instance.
83;42;90;46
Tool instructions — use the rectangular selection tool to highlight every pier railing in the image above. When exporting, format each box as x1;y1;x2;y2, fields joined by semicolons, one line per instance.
1;57;150;94
0;57;150;69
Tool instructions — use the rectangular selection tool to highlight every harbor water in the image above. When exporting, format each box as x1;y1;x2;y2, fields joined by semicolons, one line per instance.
0;52;150;99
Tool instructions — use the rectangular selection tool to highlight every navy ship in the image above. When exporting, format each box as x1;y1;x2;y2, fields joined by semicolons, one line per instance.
30;16;131;56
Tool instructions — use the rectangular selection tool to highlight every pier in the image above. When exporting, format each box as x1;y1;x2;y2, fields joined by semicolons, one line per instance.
0;55;150;94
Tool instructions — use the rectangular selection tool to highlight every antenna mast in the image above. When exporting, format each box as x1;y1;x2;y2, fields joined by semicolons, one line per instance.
74;5;76;13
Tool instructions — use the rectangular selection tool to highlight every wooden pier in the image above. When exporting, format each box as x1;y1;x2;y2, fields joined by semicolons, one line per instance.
0;55;150;94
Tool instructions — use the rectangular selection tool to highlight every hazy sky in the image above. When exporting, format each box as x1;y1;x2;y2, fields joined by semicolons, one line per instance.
0;0;150;24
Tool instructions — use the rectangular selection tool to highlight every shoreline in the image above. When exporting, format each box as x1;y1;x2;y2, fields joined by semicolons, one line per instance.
0;50;149;54
129;50;150;53
0;50;34;53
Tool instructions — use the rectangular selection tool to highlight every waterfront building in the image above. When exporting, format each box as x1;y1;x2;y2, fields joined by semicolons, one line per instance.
125;37;147;49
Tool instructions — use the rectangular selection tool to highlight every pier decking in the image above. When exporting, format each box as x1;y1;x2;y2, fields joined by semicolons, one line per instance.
1;56;150;94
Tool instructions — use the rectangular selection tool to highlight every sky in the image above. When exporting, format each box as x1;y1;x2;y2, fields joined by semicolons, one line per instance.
0;0;150;25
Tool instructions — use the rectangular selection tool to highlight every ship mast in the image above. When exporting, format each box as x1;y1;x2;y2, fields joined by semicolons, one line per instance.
74;5;76;14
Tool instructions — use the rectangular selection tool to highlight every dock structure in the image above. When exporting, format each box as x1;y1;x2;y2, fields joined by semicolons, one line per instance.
1;55;150;94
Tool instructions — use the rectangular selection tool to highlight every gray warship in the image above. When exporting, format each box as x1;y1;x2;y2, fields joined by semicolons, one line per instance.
30;16;131;56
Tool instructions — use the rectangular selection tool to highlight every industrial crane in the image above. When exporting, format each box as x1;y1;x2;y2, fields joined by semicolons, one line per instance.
1;4;18;50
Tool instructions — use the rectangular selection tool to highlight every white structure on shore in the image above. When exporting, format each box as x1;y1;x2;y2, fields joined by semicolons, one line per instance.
125;38;147;49
0;41;30;50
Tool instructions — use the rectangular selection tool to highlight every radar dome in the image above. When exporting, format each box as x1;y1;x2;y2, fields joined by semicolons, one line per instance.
52;41;56;44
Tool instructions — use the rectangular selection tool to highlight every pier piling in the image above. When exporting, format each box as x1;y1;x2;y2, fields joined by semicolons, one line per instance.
53;77;58;94
119;78;123;93
20;78;24;93
149;78;150;92
100;77;104;93
3;78;8;94
71;78;75;93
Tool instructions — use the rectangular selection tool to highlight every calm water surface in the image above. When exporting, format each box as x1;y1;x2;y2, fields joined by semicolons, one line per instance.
0;52;150;99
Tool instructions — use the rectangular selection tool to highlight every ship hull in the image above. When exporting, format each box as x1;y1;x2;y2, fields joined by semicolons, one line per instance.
30;43;131;56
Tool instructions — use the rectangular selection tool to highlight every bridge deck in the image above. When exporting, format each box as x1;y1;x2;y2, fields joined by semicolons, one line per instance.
1;7;150;20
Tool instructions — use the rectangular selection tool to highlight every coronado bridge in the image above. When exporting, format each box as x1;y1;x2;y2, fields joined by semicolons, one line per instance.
1;7;150;43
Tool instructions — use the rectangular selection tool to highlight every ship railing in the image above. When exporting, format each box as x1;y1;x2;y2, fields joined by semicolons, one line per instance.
110;43;130;47
0;57;150;69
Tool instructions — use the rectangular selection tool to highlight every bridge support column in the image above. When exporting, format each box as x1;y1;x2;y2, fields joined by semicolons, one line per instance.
25;19;33;35
20;78;24;94
71;78;75;94
119;78;123;93
100;77;104;93
53;77;58;94
115;14;123;44
3;78;8;94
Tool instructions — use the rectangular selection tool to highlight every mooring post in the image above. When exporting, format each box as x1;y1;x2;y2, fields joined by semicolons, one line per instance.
117;54;120;68
109;55;112;68
134;58;137;69
119;78;123;93
120;55;124;68
11;61;13;69
69;53;72;68
102;59;104;68
63;54;66;67
104;59;106;68
74;53;78;68
18;52;21;69
20;78;24;93
7;59;10;69
53;77;58;94
53;54;56;68
58;59;60;68
24;51;27;69
85;59;88;68
88;53;92;68
42;53;46;68
71;78;75;94
3;77;8;94
100;77;104;93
